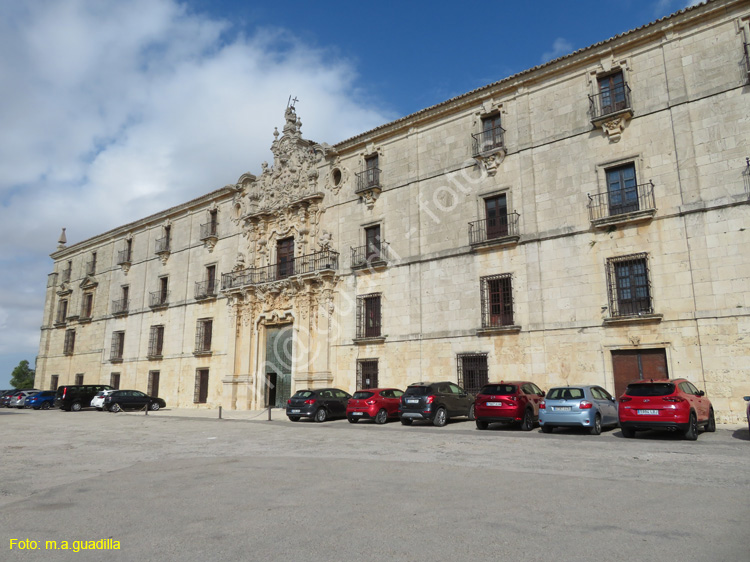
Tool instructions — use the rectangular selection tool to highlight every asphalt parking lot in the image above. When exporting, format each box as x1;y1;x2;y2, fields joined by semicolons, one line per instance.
1;408;749;561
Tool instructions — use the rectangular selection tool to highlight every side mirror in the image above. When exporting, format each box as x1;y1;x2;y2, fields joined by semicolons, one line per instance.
697;390;705;397
540;391;546;397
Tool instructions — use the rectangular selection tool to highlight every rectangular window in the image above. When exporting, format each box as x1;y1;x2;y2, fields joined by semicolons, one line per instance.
481;274;514;328
195;319;213;353
195;369;209;403
480;114;504;152
356;293;382;338
156;226;171;253
206;265;216;294
357;360;379;389
110;373;120;390
606;164;639;215
87;252;97;276
56;299;68;324
50;374;59;391
81;292;94;319
148;325;165;358
365;225;382;261
597;71;629;115
363;154;380;188
276;238;295;279
62;261;72;283
63;329;75;355
148;371;160;397
110;331;125;361
484;194;508;239
75;374;84;385
457;354;489;395
607;253;652;317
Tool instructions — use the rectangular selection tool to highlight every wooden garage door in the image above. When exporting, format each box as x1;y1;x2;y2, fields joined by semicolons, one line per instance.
612;349;668;398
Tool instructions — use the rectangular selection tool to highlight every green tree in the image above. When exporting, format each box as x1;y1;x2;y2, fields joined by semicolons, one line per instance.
10;360;35;389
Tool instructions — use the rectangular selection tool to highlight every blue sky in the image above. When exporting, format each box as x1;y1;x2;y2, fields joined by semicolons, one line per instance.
0;0;700;388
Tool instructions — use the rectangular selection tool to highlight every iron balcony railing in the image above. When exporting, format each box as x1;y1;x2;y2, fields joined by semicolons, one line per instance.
155;237;170;253
351;243;389;269
588;181;655;221
472;125;505;156
589;82;632;121
469;213;520;245
355;168;381;193
149;290;169;308
222;250;339;290
111;298;129;315
117;249;131;265
195;280;217;299
200;222;218;240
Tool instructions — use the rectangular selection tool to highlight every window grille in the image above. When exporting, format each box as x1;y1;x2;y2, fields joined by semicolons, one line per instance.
56;299;68;324
195;319;213;353
148;371;160;397
606;253;652;316
63;329;75;355
110;331;125;361
110;373;120;390
456;354;489;395
357;360;379;389
75;374;84;385
480;274;514;328
50;374;59;391
356;294;382;338
148;325;164;357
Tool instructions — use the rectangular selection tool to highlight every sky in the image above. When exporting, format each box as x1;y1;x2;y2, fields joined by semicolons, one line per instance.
0;0;703;388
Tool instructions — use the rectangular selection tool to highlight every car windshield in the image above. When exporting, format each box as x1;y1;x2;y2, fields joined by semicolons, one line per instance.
625;383;674;397
353;391;374;399
547;388;584;400
480;384;517;395
404;386;430;396
292;391;315;399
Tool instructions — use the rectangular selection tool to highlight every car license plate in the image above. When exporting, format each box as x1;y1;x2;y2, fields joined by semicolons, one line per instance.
486;401;503;407
637;409;659;415
406;399;419;404
553;406;572;411
352;412;363;416
290;409;301;414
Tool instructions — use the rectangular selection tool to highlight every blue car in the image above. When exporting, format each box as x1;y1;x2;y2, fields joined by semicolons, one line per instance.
26;390;57;410
539;385;618;435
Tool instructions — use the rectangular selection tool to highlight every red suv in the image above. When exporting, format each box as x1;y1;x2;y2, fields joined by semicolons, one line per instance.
347;388;404;424
618;378;715;440
474;381;546;431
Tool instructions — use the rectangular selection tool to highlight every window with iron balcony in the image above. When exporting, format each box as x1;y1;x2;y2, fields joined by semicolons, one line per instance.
589;70;633;125
56;299;68;325
351;224;388;270
588;163;656;227
472;115;505;157
355;154;381;194
469;194;520;248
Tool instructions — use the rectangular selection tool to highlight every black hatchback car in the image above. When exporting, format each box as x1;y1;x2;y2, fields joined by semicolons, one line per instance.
104;390;166;412
399;381;475;427
286;388;352;422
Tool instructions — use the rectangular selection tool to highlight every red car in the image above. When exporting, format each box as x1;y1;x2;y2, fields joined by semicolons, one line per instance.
618;378;715;440
474;381;546;431
347;388;404;424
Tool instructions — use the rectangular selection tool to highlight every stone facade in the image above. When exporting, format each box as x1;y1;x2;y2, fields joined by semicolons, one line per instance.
36;0;750;421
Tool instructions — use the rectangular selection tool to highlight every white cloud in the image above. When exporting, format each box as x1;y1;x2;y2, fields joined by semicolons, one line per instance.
0;0;393;365
540;38;574;64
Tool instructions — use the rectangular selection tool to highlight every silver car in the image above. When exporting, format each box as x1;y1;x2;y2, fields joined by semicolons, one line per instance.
539;385;618;435
9;390;41;409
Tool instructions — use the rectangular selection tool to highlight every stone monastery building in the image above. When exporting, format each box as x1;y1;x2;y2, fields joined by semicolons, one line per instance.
36;0;750;421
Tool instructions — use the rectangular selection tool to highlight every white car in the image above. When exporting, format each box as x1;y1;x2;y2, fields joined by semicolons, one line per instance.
90;390;117;411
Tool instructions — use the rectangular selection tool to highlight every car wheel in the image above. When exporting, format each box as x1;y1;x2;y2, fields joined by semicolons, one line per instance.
468;403;476;421
314;408;327;423
149;402;160;411
706;408;716;432
684;412;698;441
621;426;635;438
71;401;82;412
375;409;388;425
41;402;50;410
590;414;602;436
475;419;488;430
347;416;359;424
96;407;102;411
400;417;413;426
433;407;447;427
541;424;553;434
520;409;534;431
288;416;300;422
110;403;122;413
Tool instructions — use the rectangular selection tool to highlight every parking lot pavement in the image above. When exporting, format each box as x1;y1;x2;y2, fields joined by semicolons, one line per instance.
1;409;749;561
